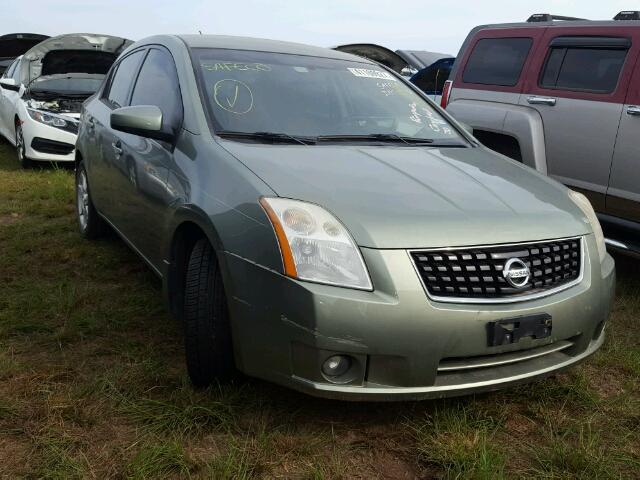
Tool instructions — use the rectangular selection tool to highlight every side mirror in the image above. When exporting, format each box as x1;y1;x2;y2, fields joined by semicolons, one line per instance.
0;78;20;92
110;105;174;142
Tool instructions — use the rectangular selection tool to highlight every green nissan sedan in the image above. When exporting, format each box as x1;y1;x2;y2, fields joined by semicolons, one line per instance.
74;35;615;400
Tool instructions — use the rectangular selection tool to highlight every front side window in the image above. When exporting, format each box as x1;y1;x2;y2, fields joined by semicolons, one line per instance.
191;48;464;143
463;38;533;86
130;48;183;129
540;46;627;93
106;50;145;108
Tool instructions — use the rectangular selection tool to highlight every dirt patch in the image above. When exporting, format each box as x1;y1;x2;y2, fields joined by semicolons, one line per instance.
582;364;626;399
0;213;22;226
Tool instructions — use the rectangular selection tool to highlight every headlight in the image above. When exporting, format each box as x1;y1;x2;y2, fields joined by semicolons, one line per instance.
26;108;77;132
568;190;606;262
260;197;372;290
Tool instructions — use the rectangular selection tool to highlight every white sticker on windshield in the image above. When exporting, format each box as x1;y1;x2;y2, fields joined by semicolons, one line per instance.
348;68;396;81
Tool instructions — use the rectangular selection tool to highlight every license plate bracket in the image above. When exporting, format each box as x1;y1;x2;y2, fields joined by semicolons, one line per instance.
487;313;552;347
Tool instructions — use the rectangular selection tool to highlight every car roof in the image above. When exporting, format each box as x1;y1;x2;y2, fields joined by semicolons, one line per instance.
469;19;640;30
396;50;453;69
177;34;369;62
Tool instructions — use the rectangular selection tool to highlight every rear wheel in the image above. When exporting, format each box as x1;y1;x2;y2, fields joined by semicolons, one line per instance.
75;161;107;238
184;238;235;386
15;123;31;169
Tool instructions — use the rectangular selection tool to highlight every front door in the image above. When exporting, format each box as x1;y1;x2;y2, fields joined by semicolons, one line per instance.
519;28;638;212
90;49;146;223
102;47;184;269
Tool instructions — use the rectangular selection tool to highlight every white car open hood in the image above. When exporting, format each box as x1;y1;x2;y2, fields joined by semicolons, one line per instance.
19;33;132;83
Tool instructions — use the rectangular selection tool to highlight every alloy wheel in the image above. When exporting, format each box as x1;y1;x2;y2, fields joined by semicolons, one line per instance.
76;169;90;231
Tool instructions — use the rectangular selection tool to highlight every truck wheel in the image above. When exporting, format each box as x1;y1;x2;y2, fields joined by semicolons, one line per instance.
75;161;107;238
184;238;235;386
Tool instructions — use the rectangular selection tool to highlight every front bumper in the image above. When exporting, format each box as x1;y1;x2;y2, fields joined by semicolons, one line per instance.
224;234;615;401
22;115;77;162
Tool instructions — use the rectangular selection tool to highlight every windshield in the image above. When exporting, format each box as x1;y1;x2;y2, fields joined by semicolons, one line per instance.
192;48;464;143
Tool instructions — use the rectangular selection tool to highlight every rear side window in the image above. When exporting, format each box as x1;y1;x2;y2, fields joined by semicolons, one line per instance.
462;38;533;86
105;50;145;108
540;46;628;94
130;48;183;129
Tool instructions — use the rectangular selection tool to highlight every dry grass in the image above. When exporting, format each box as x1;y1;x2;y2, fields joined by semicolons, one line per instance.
0;139;638;479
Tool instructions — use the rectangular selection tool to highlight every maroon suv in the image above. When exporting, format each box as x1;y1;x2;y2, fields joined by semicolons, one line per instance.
442;11;640;256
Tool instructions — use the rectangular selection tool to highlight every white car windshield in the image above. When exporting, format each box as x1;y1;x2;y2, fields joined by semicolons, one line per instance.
192;48;464;143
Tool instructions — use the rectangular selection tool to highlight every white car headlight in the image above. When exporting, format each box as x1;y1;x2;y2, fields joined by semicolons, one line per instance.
568;190;606;262
260;197;372;290
26;108;77;132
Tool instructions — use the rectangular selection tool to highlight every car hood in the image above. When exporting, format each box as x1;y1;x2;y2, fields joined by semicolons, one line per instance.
220;141;590;249
0;33;49;60
21;33;131;83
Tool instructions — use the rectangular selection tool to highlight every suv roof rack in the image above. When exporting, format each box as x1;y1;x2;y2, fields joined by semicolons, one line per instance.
614;11;640;20
526;13;586;23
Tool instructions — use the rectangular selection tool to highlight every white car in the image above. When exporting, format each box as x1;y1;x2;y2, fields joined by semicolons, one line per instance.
0;33;131;167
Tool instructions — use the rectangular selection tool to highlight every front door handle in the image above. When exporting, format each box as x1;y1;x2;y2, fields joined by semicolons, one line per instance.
111;141;123;157
626;105;640;116
527;96;557;106
87;117;95;131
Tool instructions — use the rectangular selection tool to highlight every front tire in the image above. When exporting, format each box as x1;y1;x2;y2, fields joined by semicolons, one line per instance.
15;123;31;169
75;161;107;239
184;238;235;386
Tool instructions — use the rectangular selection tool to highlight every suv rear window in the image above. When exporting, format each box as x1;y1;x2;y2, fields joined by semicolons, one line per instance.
462;38;532;86
540;46;628;94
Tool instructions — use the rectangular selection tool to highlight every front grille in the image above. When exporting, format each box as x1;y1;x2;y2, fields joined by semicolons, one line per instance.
411;237;582;300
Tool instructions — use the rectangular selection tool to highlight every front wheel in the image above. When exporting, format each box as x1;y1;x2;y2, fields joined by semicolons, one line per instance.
184;238;236;386
15;123;31;169
75;161;107;238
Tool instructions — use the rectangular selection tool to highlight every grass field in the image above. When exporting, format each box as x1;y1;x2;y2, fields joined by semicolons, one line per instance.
0;139;638;479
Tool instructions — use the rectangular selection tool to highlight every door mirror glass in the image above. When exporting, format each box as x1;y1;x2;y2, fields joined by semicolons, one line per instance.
110;105;173;142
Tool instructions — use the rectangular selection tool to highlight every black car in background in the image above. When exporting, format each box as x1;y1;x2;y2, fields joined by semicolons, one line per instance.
0;33;49;74
333;43;454;96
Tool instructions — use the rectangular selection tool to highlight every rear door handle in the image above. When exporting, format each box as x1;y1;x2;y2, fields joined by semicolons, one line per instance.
87;117;95;130
527;96;556;106
111;141;123;157
626;105;640;116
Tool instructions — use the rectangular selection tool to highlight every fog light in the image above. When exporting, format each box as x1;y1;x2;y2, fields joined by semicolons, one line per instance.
321;355;351;377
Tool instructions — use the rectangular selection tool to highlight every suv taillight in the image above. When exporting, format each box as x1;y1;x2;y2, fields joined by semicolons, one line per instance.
440;80;453;109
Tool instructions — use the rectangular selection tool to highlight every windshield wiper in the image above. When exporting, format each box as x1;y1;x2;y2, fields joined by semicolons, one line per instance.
317;134;435;145
216;130;316;145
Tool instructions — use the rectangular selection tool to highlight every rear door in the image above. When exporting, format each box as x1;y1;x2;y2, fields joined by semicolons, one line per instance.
446;28;546;147
519;27;640;211
607;52;640;223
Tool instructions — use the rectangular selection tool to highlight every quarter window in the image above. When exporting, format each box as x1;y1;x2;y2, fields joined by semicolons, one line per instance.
106;50;145;108
540;47;627;93
462;38;533;86
130;48;183;130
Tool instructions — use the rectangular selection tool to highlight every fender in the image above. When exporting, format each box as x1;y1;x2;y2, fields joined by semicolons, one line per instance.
162;204;227;319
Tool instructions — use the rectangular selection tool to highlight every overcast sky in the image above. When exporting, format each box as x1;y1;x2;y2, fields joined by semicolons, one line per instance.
4;0;636;54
